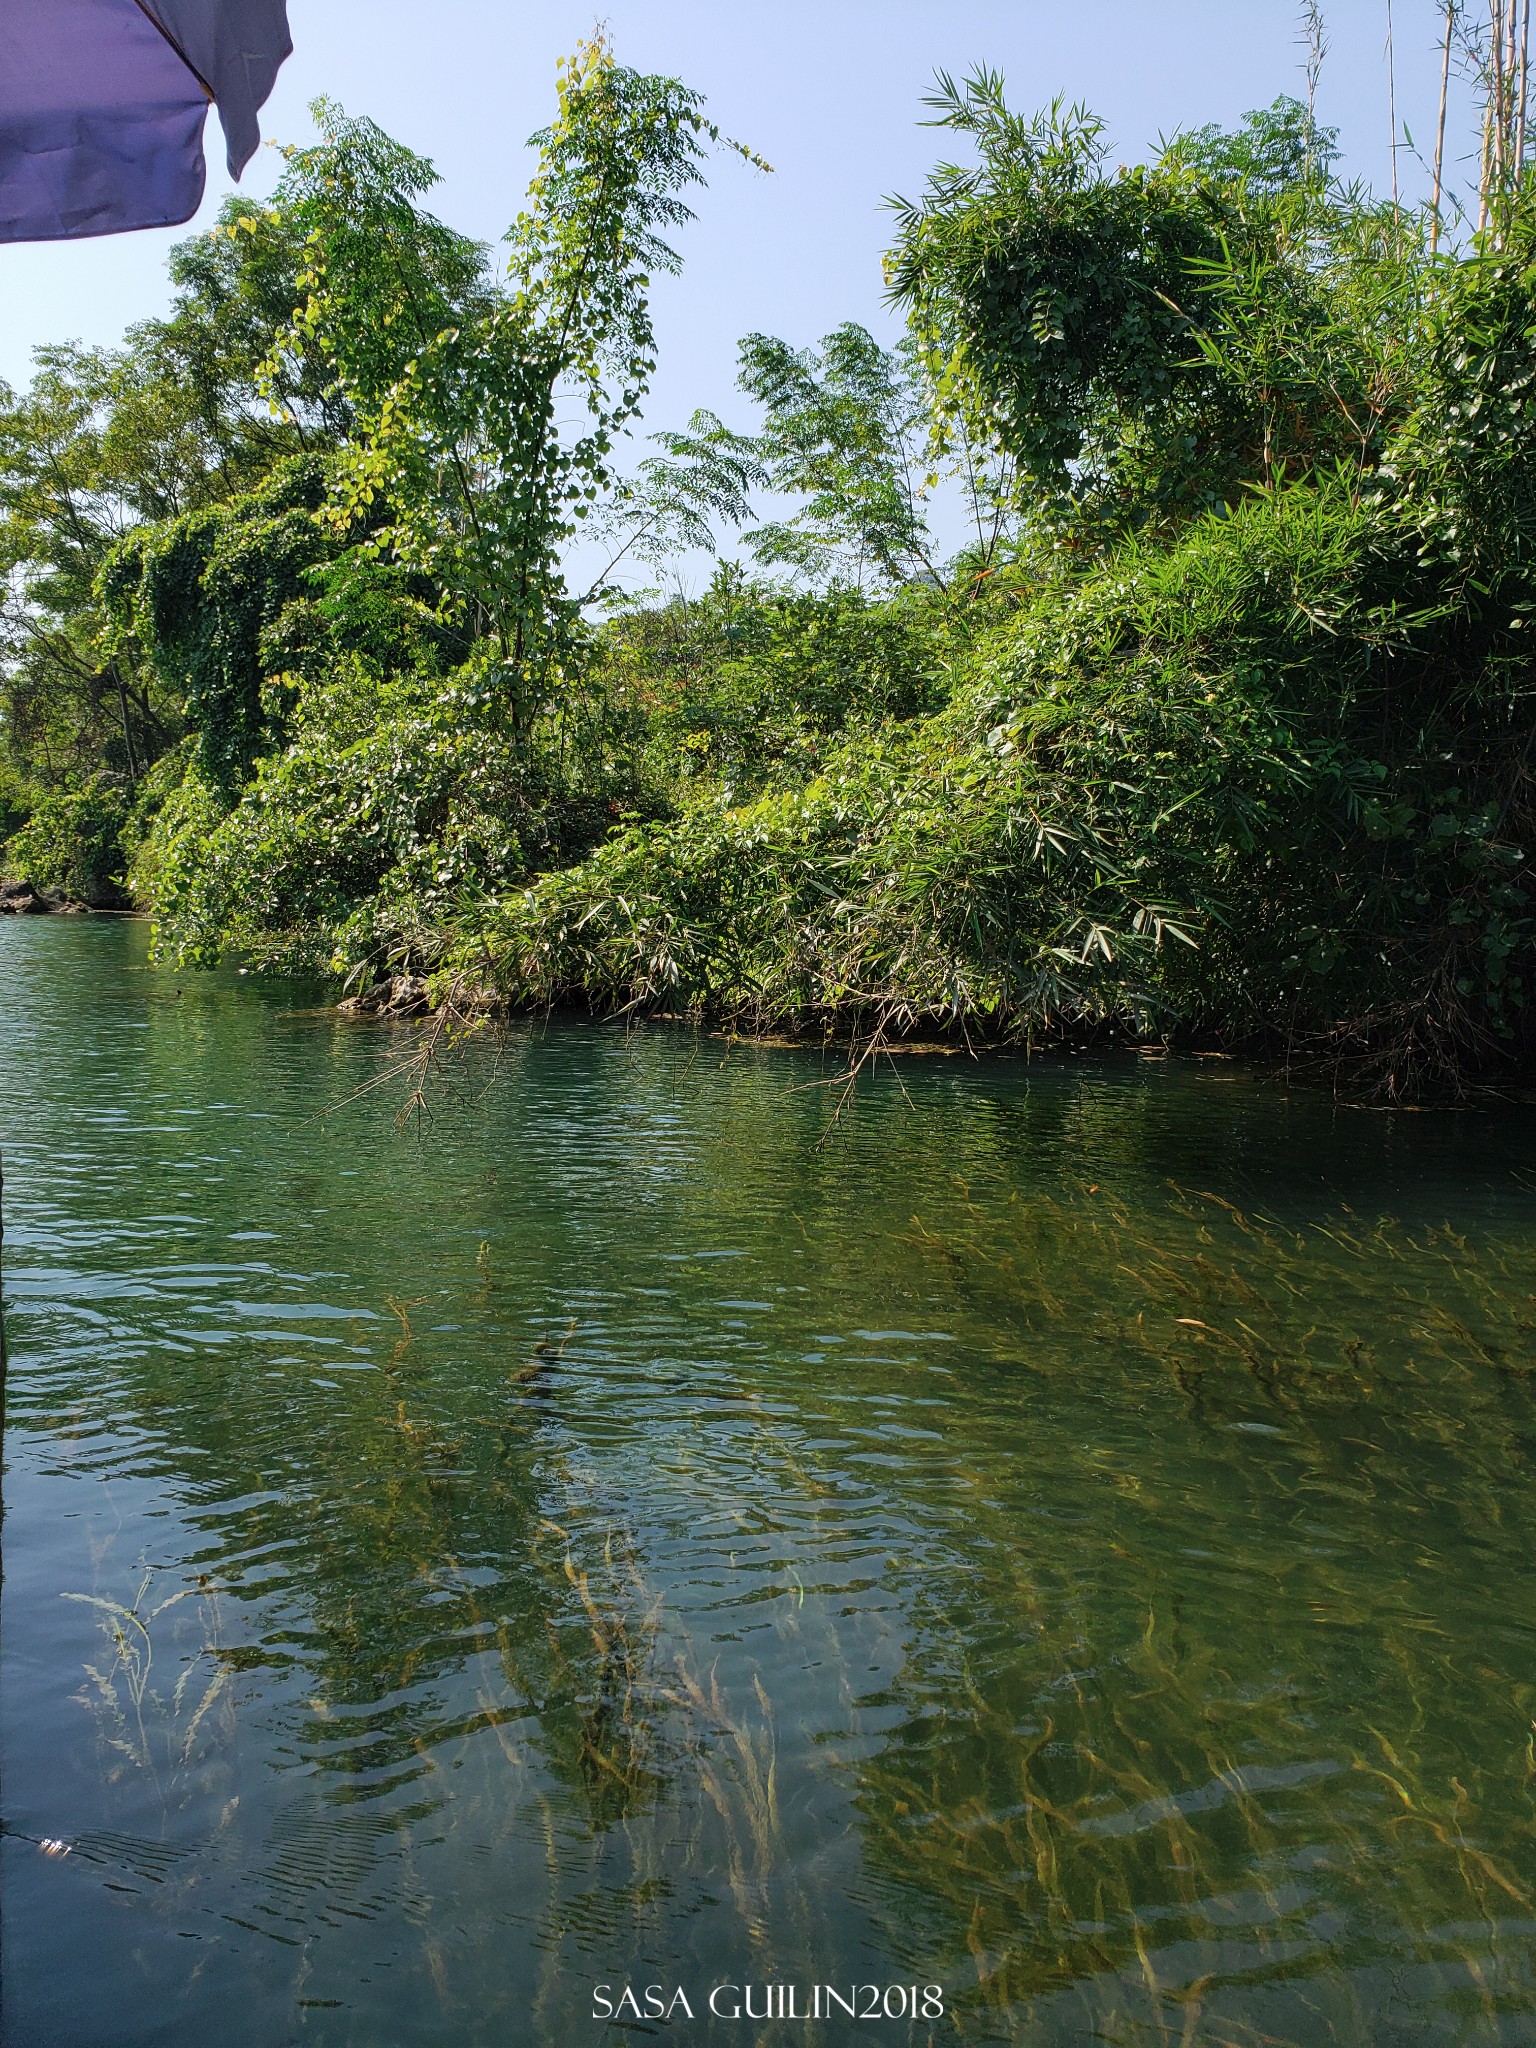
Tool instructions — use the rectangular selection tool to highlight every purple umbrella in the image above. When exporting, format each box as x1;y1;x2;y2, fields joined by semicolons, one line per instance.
0;0;292;242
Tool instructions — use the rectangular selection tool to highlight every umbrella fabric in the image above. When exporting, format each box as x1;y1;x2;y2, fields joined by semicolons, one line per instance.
0;0;292;243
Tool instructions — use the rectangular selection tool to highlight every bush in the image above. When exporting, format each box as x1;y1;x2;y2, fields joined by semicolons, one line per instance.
0;758;36;850
3;779;131;904
148;666;631;974
461;478;1536;1096
600;576;976;798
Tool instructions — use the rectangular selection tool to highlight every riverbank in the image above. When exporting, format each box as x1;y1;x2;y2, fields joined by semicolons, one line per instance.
0;872;141;916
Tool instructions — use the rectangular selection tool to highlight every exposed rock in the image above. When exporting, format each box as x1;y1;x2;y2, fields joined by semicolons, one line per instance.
0;877;87;915
337;973;432;1017
0;879;45;914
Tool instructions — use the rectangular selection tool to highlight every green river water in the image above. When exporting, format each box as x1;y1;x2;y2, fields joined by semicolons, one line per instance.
3;917;1536;2046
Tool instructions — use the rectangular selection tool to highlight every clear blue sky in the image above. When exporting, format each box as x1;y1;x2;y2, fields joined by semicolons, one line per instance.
0;2;1483;577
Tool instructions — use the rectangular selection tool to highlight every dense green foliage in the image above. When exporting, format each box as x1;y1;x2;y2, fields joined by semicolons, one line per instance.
4;779;131;904
4;45;1535;1094
100;456;335;792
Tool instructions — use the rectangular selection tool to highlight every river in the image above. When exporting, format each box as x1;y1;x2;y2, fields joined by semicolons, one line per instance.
3;917;1536;2045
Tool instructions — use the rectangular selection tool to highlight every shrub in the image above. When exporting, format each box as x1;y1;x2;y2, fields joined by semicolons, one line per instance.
0;758;36;850
463;478;1536;1095
3;779;131;904
148;668;629;973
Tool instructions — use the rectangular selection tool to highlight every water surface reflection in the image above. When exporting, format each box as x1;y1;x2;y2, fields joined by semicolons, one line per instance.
3;919;1536;2045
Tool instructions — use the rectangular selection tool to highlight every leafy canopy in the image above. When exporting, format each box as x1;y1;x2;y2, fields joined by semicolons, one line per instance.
272;40;766;734
887;77;1408;523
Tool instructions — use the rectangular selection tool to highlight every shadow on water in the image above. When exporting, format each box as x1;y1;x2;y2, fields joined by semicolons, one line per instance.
3;918;1536;2044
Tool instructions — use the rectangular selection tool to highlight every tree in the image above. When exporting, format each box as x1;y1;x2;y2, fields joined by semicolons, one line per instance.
99;457;334;794
598;322;1017;597
886;76;1407;526
733;325;949;587
0;194;329;791
580;410;767;587
272;39;765;740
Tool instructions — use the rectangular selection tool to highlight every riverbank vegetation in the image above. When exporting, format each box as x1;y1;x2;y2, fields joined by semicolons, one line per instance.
4;18;1536;1096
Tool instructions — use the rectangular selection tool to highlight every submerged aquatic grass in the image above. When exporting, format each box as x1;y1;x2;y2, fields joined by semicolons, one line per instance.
4;921;1536;2044
63;1570;233;1793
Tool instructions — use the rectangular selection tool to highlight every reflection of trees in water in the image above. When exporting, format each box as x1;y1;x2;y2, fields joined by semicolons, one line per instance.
44;1296;678;1815
50;1270;801;1925
264;1297;678;1817
20;1002;1536;2039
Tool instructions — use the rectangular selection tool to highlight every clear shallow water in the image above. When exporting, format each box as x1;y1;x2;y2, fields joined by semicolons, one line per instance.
3;920;1536;2047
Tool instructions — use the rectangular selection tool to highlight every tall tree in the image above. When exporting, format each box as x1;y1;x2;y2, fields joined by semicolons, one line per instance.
274;39;765;740
0;196;325;787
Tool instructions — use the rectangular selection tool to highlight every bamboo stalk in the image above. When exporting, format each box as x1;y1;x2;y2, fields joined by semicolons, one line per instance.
1301;0;1328;141
1433;0;1455;253
1387;0;1401;219
1508;0;1522;125
1493;0;1507;195
1515;0;1531;193
1505;0;1518;171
